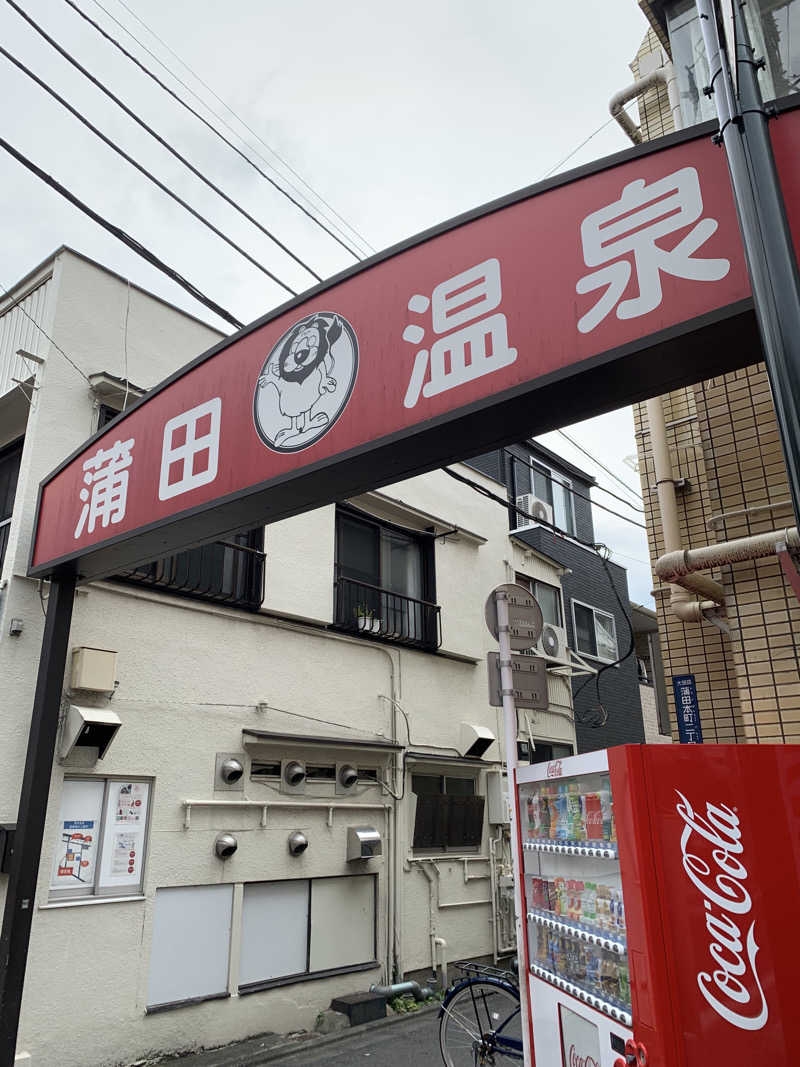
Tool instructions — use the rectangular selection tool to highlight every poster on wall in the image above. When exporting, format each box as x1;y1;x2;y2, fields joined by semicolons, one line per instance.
50;778;104;890
97;781;150;889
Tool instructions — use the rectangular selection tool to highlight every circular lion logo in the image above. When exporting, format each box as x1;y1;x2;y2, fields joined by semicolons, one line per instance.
253;312;358;453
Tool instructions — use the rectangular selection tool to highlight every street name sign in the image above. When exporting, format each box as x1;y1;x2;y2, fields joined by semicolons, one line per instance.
487;651;548;710
29;102;800;581
484;583;544;651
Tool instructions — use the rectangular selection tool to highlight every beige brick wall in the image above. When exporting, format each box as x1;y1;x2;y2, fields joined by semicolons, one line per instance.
630;25;800;745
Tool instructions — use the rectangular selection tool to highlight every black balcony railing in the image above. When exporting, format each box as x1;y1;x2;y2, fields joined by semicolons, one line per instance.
117;536;265;611
334;575;441;650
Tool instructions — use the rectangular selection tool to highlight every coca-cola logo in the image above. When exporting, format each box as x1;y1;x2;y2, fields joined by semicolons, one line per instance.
546;759;563;779
675;790;768;1031
568;1046;598;1067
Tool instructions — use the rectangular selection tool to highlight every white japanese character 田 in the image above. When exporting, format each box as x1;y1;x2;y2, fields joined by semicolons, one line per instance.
402;258;517;409
74;438;135;539
158;398;221;501
576;166;731;334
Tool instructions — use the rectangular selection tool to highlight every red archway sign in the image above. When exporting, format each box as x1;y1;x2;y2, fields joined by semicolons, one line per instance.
28;103;800;581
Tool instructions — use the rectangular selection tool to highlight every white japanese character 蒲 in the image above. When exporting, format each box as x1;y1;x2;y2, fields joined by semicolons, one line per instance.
73;438;135;538
402;258;517;409
576;166;731;334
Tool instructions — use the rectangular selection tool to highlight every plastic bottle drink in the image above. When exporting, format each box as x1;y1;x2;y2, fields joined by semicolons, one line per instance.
600;954;619;1001
599;789;613;841
582;881;596;926
555;784;569;839
554;876;566;916
585;944;601;991
618;961;630;1004
583;792;603;840
526;796;536;839
537;790;551;840
567;784;584;840
615;891;625;933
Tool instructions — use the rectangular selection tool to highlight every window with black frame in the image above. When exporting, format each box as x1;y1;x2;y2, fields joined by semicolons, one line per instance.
513;455;575;536
0;438;22;575
411;774;484;851
335;507;440;649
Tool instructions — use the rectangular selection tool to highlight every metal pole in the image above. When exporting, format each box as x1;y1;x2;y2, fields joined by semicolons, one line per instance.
0;571;75;1065
495;590;533;1066
697;0;800;523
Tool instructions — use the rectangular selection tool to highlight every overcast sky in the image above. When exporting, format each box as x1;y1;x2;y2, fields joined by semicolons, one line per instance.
1;0;654;603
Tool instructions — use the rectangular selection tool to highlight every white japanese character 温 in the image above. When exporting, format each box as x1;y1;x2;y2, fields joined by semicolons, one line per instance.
402;258;517;409
576;166;730;333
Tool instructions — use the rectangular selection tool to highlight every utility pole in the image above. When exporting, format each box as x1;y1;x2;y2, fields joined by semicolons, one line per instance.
0;573;76;1065
697;0;800;525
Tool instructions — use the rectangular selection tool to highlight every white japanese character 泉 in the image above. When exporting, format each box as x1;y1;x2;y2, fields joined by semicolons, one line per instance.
402;258;517;409
73;438;135;538
576;166;731;334
158;397;221;501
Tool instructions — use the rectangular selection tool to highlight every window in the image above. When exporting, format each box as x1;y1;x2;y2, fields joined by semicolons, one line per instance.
117;527;265;610
0;438;22;574
411;774;485;850
238;875;377;993
147;884;233;1010
513;457;575;536
666;0;798;128
335;507;440;649
572;601;619;663
524;742;574;765
50;777;151;901
516;574;563;628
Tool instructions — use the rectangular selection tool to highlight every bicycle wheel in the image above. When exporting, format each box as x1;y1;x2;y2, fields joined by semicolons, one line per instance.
439;977;523;1066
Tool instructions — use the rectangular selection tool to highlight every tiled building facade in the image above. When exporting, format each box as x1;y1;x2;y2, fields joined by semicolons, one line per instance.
630;11;800;744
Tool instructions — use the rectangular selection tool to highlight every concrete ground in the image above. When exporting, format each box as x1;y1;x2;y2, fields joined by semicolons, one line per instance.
160;1003;441;1067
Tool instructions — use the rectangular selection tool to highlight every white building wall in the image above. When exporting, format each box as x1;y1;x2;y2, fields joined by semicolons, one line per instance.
0;249;576;1066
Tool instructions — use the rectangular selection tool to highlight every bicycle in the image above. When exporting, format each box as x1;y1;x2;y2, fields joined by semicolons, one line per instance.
438;962;524;1065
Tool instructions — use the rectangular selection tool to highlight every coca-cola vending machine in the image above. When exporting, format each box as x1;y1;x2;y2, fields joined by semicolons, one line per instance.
514;744;800;1067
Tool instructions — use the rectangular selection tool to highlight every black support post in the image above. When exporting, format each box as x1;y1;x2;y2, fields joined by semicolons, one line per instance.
0;571;76;1065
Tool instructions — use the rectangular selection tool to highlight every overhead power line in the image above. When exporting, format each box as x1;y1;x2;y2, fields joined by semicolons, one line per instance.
61;0;366;264
553;429;643;503
89;0;374;259
0;135;243;329
0;45;296;300
3;0;306;294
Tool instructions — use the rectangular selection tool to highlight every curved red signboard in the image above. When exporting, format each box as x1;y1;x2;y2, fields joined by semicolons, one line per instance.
29;103;800;580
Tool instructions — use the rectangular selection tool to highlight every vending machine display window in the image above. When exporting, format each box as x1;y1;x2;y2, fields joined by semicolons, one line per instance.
521;765;630;1025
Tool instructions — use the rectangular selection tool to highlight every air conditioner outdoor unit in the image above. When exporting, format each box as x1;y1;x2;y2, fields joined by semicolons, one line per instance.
515;494;553;528
535;623;568;662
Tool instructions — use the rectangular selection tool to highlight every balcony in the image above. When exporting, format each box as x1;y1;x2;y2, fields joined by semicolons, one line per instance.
334;575;441;651
117;535;265;611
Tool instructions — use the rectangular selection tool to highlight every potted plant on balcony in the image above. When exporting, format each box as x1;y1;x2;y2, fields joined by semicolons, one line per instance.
356;604;381;634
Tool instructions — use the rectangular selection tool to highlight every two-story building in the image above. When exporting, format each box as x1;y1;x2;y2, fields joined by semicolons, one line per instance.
468;442;666;751
0;247;579;1066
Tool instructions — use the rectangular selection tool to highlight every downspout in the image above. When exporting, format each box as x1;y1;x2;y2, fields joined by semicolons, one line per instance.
609;62;682;145
647;397;726;624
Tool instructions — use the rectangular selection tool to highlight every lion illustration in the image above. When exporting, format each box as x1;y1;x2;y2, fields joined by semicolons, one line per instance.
258;314;342;445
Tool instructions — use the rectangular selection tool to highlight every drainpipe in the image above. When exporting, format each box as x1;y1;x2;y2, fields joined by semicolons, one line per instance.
609;61;682;145
647;397;726;624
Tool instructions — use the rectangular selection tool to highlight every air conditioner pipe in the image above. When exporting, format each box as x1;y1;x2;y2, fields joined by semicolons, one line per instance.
369;980;434;1001
657;528;800;580
609;62;681;145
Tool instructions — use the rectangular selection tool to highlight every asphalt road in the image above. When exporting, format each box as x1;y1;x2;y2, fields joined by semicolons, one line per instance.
277;1011;441;1066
